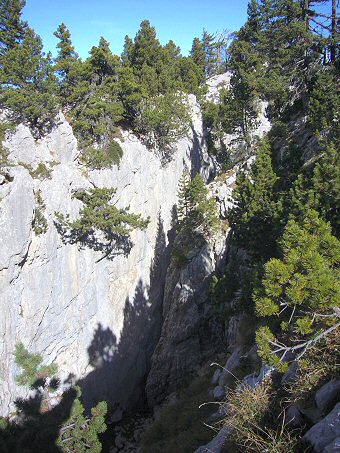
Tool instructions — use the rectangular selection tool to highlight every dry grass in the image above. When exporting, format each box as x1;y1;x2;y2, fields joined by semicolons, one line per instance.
286;328;340;404
219;378;298;452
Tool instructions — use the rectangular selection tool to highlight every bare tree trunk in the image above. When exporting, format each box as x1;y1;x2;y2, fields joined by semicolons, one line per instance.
304;0;310;30
330;0;337;61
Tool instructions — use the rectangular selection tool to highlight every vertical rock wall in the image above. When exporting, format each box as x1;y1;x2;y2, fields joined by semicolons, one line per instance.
0;95;213;416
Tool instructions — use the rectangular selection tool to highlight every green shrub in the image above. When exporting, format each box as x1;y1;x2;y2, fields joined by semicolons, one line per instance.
32;190;48;235
80;141;123;170
255;210;340;372
31;162;53;180
134;92;190;151
171;241;190;268
0;122;15;166
14;342;57;388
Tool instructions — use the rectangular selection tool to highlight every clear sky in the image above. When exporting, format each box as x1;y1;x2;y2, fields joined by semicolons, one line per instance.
22;0;250;60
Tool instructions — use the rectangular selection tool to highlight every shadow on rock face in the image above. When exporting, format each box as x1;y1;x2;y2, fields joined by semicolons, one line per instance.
0;214;174;452
0;387;77;453
79;214;171;413
54;220;133;261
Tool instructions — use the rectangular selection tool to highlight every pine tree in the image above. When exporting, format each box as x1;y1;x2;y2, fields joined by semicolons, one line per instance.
202;30;217;77
14;342;57;388
0;0;27;63
131;20;162;70
6;344;108;453
121;35;134;66
55;187;150;253
190;37;206;81
0;27;58;128
177;170;191;227
54;23;78;77
177;172;219;238
313;141;340;236
88;37;117;84
228;140;281;260
53;23;78;99
255;210;340;371
57;387;107;453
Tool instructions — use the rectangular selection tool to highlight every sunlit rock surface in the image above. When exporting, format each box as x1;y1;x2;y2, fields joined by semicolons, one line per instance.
0;102;212;416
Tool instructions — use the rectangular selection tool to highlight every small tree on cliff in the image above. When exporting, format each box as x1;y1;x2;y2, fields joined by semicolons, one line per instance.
177;172;219;239
0;343;108;452
228;140;281;260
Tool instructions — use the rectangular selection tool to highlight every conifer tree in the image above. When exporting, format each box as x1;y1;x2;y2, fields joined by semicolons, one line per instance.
131;20;162;70
0;27;58;127
190;37;206;80
54;23;78;78
313;141;340;236
88;37;117;83
53;23;79;99
57;387;107;453
255;210;340;371
3;344;108;453
55;187;150;255
177;172;219;238
121;35;134;66
14;342;58;388
0;0;27;63
202;30;217;77
228;140;281;260
177;170;191;228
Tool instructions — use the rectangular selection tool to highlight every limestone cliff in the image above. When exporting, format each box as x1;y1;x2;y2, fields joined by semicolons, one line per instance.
0;95;213;417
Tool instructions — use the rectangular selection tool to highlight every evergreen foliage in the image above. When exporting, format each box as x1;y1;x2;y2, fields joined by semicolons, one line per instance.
80;141;123;170
133;92;190;151
56;188;149;241
53;23;79;99
14;342;57;388
0;344;108;452
0;25;58;128
56;387;107;453
255;210;340;371
0;0;27;62
228;140;282;260
177;171;219;239
32;189;48;235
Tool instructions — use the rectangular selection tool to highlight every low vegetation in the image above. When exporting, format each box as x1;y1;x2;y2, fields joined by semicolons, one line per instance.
141;374;214;453
80;141;123;170
0;343;107;453
32;189;48;235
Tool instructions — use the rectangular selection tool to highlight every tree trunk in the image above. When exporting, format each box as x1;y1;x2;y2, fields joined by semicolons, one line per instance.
304;0;310;30
330;0;337;61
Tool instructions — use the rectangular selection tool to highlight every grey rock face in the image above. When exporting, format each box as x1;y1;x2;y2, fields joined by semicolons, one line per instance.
303;402;340;453
213;385;225;401
145;235;227;407
323;437;340;453
194;426;230;453
285;405;304;429
0;101;212;416
315;380;340;415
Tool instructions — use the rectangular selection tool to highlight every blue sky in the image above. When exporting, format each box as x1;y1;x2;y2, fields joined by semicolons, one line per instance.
22;0;250;59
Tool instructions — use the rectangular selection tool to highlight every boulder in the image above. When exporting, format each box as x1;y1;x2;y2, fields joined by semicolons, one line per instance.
303;402;340;452
194;426;230;453
213;385;225;401
315;380;340;415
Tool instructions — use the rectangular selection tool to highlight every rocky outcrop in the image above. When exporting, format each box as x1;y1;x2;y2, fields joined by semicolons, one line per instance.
303;403;340;452
0;97;212;416
145;233;227;407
